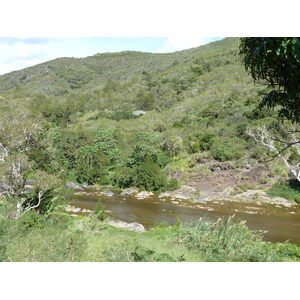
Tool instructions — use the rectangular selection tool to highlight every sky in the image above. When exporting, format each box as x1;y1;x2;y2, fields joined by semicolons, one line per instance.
0;37;224;75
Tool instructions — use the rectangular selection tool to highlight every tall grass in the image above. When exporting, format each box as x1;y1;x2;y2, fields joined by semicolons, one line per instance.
168;216;276;261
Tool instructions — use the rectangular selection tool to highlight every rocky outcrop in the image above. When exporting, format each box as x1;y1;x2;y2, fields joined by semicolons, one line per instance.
135;191;154;199
121;188;138;195
108;219;145;232
158;186;197;200
65;205;93;213
132;110;147;116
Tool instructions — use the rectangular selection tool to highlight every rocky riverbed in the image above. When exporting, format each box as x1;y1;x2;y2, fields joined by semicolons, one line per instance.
67;182;295;208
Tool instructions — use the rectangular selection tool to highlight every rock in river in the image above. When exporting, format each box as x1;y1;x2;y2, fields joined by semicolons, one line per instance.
108;219;145;232
136;191;154;199
101;191;114;197
121;188;138;195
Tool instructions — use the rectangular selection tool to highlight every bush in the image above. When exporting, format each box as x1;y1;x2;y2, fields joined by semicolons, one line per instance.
112;166;134;188
169;216;272;261
198;134;215;151
211;139;245;161
267;180;300;201
75;146;110;185
133;156;168;192
111;111;138;121
166;178;180;191
93;200;106;221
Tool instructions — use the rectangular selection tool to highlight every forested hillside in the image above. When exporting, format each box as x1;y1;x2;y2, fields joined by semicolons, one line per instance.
0;37;295;195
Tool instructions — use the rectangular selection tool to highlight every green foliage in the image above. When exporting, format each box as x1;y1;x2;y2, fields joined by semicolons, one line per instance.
93;129;120;165
75;146;110;185
239;37;300;123
133;156;168;192
198;134;216;151
127;131;162;167
93;200;106;221
111;111;138;121
112;166;134;188
267;180;300;201
16;210;47;232
136;90;155;110
129;244;185;262
103;79;121;93
169;216;273;261
211;138;245;161
103;241;185;262
166;178;180;191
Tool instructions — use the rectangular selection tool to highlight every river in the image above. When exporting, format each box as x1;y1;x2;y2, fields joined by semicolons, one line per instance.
71;191;300;245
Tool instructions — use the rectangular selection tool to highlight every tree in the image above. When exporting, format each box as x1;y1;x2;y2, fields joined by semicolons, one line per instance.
20;171;61;217
0;112;43;197
93;128;120;165
163;135;183;157
127;132;161;167
0;154;32;197
246;124;300;183
239;38;300;123
133;156;168;192
75;146;110;185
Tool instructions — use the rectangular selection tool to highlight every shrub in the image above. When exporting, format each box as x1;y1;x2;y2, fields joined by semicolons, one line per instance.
93;129;120;165
211;139;245;161
75;146;110;185
112;166;134;188
198;134;215;151
166;178;180;191
93;200;106;221
133;156;168;192
111;111;138;121
169;216;272;261
267;180;300;201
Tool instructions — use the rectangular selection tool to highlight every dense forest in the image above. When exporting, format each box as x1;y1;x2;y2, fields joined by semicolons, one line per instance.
0;37;300;262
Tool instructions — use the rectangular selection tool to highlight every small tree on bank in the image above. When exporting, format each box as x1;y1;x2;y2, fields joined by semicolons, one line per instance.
17;170;61;218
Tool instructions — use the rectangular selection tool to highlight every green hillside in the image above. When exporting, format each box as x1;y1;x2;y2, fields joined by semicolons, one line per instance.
0;37;294;195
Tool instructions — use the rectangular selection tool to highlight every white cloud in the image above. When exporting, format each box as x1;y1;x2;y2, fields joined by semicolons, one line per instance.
0;40;47;74
156;37;214;53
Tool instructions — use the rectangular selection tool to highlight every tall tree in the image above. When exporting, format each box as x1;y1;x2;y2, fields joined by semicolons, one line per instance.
239;37;300;123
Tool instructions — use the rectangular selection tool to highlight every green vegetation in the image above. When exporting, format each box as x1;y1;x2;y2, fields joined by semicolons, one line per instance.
1;37;300;261
240;37;300;123
267;180;300;202
1;37;285;192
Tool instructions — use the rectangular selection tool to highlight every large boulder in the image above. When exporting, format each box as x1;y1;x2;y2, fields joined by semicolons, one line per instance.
135;191;154;199
108;219;145;232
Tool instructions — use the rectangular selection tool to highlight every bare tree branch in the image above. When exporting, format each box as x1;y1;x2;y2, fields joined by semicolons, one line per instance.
246;125;300;182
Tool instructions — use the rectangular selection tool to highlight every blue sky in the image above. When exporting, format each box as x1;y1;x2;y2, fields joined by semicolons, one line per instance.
0;37;224;75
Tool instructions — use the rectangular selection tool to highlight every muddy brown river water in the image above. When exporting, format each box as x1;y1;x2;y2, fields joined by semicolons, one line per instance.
71;191;300;245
